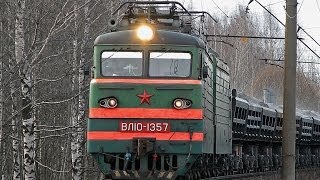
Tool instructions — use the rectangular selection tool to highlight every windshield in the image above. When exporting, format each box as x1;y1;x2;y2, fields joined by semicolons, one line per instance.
101;51;143;76
149;52;191;77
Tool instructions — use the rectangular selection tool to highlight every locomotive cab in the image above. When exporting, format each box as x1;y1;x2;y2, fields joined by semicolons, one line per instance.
87;2;232;179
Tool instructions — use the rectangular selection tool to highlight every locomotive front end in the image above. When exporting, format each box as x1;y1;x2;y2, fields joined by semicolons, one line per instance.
87;29;205;179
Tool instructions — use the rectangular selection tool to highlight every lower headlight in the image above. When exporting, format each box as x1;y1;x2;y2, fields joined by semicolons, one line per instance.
99;97;118;108
173;98;192;109
174;99;184;109
107;98;118;108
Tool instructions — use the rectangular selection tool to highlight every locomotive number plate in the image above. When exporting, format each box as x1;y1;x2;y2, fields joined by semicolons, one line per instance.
119;122;170;132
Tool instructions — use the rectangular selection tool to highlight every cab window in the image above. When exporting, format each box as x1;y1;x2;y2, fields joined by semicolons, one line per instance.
149;52;191;77
101;51;143;76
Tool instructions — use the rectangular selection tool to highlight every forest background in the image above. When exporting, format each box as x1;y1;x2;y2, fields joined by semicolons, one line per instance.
0;0;319;179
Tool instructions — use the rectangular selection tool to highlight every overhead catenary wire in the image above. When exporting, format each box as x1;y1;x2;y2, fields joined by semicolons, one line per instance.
248;0;320;60
205;34;303;40
258;58;320;65
298;26;320;48
177;11;218;23
210;0;230;18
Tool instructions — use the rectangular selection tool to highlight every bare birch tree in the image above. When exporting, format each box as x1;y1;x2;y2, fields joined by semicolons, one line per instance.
0;0;115;179
14;0;37;179
71;1;82;179
79;1;90;178
71;0;92;178
0;15;3;180
9;56;22;180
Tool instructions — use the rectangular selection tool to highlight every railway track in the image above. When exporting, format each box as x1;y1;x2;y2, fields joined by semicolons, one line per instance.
201;171;278;180
202;167;320;180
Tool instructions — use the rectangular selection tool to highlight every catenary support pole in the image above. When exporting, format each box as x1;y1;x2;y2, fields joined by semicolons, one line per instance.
282;0;297;179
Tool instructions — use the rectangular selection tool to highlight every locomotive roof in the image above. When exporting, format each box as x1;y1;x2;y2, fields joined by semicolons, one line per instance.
94;30;205;48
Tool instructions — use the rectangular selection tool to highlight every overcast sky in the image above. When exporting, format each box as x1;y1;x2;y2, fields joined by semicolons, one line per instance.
177;0;320;63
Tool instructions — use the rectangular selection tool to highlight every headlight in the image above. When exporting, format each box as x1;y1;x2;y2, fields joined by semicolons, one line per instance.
137;25;154;41
173;98;192;109
107;98;117;107
99;97;118;108
174;99;183;109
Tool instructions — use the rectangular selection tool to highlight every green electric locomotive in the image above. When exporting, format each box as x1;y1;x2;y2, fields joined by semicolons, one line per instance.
87;2;231;179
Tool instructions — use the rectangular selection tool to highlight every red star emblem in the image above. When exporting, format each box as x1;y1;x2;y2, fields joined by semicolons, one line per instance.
137;89;153;104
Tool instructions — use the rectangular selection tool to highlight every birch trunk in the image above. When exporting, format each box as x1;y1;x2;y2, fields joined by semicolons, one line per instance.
71;47;82;179
0;19;4;180
9;58;21;180
0;12;3;162
15;0;36;179
11;1;24;178
71;1;82;179
79;1;90;179
0;19;3;180
21;34;35;180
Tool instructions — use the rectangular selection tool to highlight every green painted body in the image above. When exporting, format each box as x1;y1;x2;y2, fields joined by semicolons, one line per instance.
89;81;202;109
87;30;231;179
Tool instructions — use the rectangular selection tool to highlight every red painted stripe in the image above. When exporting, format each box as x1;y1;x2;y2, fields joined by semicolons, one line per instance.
89;108;203;119
87;131;203;141
91;78;201;85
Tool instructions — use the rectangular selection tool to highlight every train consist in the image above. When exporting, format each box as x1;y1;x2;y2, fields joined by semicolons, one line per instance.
87;1;320;179
232;93;320;174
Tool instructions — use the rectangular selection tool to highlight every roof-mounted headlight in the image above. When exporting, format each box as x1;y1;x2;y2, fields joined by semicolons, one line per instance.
137;25;154;41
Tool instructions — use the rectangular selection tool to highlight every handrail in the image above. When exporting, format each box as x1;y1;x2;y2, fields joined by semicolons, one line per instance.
112;1;191;16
